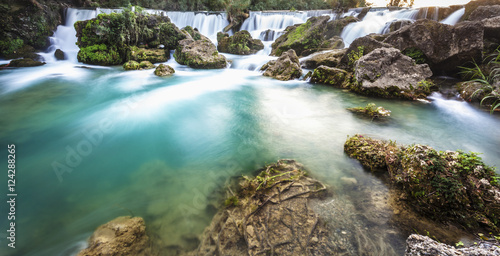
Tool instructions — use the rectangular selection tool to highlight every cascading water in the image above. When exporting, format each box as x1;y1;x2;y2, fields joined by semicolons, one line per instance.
340;9;419;47
440;8;465;25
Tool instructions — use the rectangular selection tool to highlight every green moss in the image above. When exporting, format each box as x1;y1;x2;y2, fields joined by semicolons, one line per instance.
224;196;239;207
347;46;364;67
77;44;122;66
0;38;24;57
403;47;427;64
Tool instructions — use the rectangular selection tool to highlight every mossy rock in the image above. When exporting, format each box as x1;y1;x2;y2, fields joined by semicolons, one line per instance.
154;64;175;76
123;60;140;70
347;103;391;120
217;30;264;55
344;134;500;232
77;44;122;66
309;65;350;88
139;61;155;69
8;58;45;67
174;39;227;69
129;46;169;63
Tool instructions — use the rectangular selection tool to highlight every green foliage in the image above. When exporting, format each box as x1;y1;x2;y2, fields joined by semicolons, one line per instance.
403;47;427;64
348;46;364;66
224;196;239;207
77;44;122;65
0;38;24;57
388;0;414;7
459;47;500;114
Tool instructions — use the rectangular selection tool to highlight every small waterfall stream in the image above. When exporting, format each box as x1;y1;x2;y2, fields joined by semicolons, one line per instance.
440;8;465;25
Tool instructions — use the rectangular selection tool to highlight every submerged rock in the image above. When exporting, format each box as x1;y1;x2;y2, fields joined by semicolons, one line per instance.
217;30;264;55
271;16;356;57
405;234;500;256
344;135;500;232
154;64;175;76
174;39;227;69
261;49;302;81
9;58;45;67
77;216;151;256
347;103;391;120
353;47;434;99
383;19;484;73
193;159;339;255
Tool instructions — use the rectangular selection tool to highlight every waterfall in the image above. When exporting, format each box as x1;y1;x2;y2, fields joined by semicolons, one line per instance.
340;9;418;47
440;8;465;25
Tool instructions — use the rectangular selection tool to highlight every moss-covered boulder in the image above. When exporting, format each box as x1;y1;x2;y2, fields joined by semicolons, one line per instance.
353;47;435;100
340;36;393;71
344;134;500;232
129;46;169;63
74;9;185;65
8;58;45;67
193;160;335;255
271;16;357;57
54;49;65;60
123;60;155;70
300;49;347;69
217;30;264;55
261;49;302;81
347;103;391;120
174;39;227;69
154;64;175;76
308;65;350;88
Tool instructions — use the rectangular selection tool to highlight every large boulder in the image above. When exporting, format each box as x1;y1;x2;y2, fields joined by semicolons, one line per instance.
383;19;483;73
271;16;357;57
75;10;185;66
300;49;347;69
193;160;339;255
483;16;500;41
77;216;151;256
217;30;264;55
405;234;500;256
8;58;45;67
174;39;227;69
54;49;66;60
261;49;302;81
308;65;350;88
463;0;500;21
154;64;175;76
344;135;500;232
469;5;500;21
340;36;393;70
353;47;434;99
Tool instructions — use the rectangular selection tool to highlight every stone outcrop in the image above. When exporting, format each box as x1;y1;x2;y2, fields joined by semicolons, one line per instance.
383;19;484;73
271;16;357;57
261;49;302;81
483;16;500;41
340;36;393;70
8;58;45;67
463;0;500;21
469;5;500;21
344;135;500;232
193;160;339;256
123;60;154;70
174;39;227;69
217;30;264;55
75;10;185;65
77;216;152;256
300;49;347;69
353;47;434;99
54;49;66;60
154;64;175;76
308;65;349;88
405;234;500;256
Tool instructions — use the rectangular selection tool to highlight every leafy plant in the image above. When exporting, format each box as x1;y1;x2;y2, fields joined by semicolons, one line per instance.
348;46;364;67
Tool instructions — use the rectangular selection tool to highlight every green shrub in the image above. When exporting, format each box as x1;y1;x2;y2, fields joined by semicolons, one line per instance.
77;44;122;65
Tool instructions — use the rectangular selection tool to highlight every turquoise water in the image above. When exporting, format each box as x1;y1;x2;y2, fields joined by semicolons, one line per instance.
1;53;500;255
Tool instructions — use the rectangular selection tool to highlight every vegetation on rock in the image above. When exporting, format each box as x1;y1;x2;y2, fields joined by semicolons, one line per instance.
344;134;500;233
261;49;302;81
308;65;349;88
154;63;175;76
174;39;227;69
347;103;391;120
217;30;264;55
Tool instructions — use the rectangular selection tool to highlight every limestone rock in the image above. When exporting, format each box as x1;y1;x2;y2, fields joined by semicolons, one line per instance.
469;5;500;21
483;16;500;40
300;49;347;69
261;49;302;81
309;65;349;88
405;234;500;256
353;47;433;99
54;49;66;60
383;19;484;73
271;16;356;57
154;64;175;76
9;58;45;67
174;39;227;69
77;216;151;256
217;30;264;55
340;36;393;70
193;160;336;256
